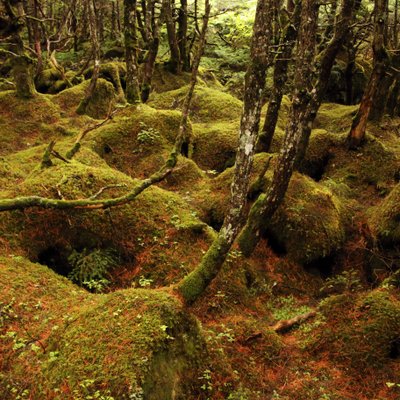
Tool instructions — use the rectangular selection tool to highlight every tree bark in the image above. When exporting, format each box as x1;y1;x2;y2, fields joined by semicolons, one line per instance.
124;0;141;103
164;0;182;74
76;0;101;114
257;0;301;153
178;0;189;71
347;0;389;148
176;0;274;304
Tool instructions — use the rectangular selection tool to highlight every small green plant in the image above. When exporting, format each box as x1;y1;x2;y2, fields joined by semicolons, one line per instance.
320;269;362;294
199;369;213;397
137;122;162;146
68;248;118;292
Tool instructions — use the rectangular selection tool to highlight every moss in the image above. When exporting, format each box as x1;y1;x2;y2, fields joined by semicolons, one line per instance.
369;183;400;245
0;157;210;287
314;102;358;133
309;289;400;371
148;85;243;123
322;134;400;200
192;121;239;172
80;78;116;119
35;68;63;93
88;104;185;179
0;91;61;156
53;80;88;111
0;256;207;399
194;154;348;264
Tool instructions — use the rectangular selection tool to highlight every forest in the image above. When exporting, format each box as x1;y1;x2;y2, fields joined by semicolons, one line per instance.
0;0;400;398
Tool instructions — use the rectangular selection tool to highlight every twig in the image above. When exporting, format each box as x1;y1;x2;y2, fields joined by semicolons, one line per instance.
272;310;317;333
89;184;129;200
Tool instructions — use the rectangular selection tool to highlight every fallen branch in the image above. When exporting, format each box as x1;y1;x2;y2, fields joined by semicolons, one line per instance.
272;310;317;333
66;108;119;160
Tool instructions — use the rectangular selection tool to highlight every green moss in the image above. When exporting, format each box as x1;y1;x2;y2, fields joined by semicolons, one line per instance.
192;121;239;172
310;289;400;371
0;256;207;399
314;103;358;133
322;134;400;200
369;183;400;245
0;157;210;286
148;85;243;123
88;104;185;179
35;68;62;93
78;78;116;119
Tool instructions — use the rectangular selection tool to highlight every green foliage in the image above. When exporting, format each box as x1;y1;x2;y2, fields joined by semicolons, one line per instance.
320;270;363;295
68;248;118;292
137;122;162;146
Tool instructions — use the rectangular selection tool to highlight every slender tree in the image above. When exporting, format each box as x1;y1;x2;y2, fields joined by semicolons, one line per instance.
347;0;390;148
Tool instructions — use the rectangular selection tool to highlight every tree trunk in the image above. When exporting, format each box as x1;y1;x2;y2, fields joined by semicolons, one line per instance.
177;0;274;304
77;0;101;114
347;0;389;148
257;0;301;153
164;0;182;74
178;0;189;71
124;0;141;103
238;0;320;256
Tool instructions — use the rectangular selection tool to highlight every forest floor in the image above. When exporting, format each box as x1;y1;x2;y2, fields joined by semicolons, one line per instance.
1;64;400;399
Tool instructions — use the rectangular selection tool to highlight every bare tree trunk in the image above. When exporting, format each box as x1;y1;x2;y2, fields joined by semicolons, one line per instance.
176;0;274;304
77;0;101;114
347;0;389;148
257;0;301;153
124;0;141;103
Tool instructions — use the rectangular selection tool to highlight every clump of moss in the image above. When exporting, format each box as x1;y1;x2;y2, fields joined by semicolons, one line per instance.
0;91;61;156
192;121;239;172
369;183;400;245
314;102;358;133
88;104;184;178
322;134;400;200
0;256;207;399
0;157;210;287
309;289;400;372
194;154;348;264
80;78;116;119
148;85;243;123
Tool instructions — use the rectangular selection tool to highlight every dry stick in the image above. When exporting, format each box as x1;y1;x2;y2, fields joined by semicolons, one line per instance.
272;310;317;333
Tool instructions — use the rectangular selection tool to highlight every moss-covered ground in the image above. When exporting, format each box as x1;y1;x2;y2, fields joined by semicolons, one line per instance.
1;70;400;399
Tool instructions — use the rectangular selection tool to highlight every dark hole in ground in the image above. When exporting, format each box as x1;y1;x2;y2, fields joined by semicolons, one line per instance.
103;144;112;154
181;142;189;158
206;210;223;232
389;338;400;359
37;246;72;277
304;254;336;279
300;153;332;182
262;229;287;257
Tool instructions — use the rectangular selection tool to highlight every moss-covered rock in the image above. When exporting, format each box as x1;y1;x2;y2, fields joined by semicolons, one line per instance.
192;121;239;172
82;78;116;119
194;154;348;264
88;104;184;179
309;289;400;371
369;183;400;245
0;256;207;399
314;102;358;133
148;85;243;123
0;156;211;287
0;91;61;156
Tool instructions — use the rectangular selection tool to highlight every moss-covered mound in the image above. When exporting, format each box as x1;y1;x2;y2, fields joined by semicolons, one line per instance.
369;183;400;245
88;104;184;178
309;289;400;372
0;91;62;156
322;134;400;200
148;85;243;123
0;256;206;399
192;121;239;172
314;103;358;133
195;155;348;264
0;157;211;287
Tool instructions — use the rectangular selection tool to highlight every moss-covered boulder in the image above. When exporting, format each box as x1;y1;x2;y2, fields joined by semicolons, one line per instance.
369;183;400;245
148;85;243;123
192;121;239;172
309;289;400;372
0;156;211;287
0;256;207;399
83;78;116;119
314;103;358;133
195;154;348;264
0;91;62;156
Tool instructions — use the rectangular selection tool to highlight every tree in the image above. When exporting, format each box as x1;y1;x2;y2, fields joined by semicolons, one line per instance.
347;0;390;148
